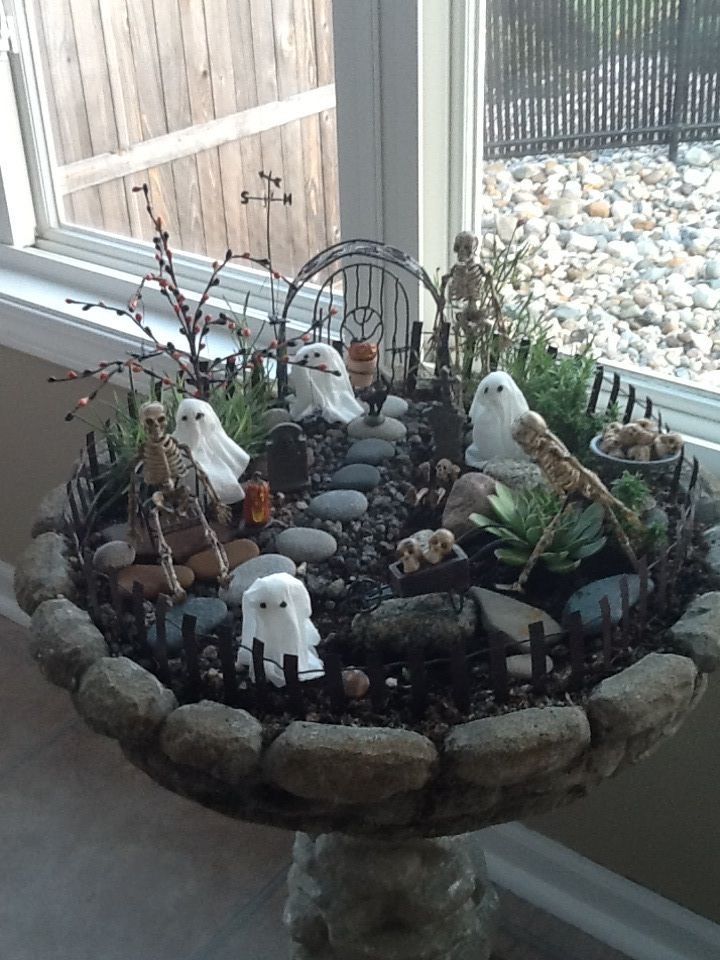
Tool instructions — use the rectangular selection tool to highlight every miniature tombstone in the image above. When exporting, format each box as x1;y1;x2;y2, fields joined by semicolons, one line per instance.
266;422;309;493
428;402;466;465
236;572;324;687
466;371;529;467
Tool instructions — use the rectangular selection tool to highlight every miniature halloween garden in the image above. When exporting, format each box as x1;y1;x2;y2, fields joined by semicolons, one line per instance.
23;175;715;743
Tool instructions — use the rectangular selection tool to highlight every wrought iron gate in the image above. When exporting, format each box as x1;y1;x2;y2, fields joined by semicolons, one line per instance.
484;0;720;159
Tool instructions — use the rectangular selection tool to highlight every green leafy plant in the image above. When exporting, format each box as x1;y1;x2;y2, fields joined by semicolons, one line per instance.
611;471;654;513
507;340;612;455
470;484;607;574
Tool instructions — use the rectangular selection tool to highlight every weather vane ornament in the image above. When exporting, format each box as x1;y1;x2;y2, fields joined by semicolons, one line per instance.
289;342;365;424
236;572;324;688
127;401;232;601
173;398;250;504
466;371;529;467
510;410;641;590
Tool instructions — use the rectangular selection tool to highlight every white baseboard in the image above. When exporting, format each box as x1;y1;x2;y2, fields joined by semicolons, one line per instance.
1;558;717;959
480;823;720;960
0;560;29;627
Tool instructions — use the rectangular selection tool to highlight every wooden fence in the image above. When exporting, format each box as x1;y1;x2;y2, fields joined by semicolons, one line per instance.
67;360;702;722
485;0;720;159
31;0;339;275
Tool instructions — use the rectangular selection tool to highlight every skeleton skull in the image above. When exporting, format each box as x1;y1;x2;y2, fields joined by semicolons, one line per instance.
397;537;423;574
616;422;656;449
653;432;683;460
453;231;479;262
424;528;456;565
435;459;461;488
140;401;168;442
626;444;652;462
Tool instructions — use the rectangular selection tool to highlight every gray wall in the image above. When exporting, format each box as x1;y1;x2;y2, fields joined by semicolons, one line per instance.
1;344;718;923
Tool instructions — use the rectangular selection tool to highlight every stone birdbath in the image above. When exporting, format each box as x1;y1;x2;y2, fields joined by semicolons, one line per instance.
15;473;720;960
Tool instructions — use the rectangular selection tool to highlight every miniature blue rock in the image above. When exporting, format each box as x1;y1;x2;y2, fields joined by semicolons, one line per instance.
329;464;381;492
307;490;369;521
562;574;650;635
147;596;229;653
344;439;396;465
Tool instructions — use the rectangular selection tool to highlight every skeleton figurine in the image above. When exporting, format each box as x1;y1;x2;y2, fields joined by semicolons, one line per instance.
509;411;642;591
128;401;232;602
410;459;462;509
445;231;487;304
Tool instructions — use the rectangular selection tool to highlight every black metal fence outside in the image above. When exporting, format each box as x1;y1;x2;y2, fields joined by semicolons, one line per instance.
485;0;720;159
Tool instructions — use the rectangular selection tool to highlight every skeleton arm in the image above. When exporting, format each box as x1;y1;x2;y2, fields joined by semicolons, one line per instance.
177;443;232;524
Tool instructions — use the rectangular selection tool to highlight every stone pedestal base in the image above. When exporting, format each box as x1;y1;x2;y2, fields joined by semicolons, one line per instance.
285;832;498;960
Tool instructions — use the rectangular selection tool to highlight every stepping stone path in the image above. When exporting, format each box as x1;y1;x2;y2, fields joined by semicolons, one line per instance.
347;416;407;442
362;395;409;418
307;490;369;521
186;539;260;580
117;564;195;600
329;464;381;492
93;540;136;573
275;528;338;564
100;520;236;562
345;439;396;465
147;596;228;653
562;574;648;635
220;554;297;606
470;587;564;650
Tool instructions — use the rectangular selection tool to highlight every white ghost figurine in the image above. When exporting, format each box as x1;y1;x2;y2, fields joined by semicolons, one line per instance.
289;342;364;424
237;572;324;687
465;371;530;467
173;398;250;504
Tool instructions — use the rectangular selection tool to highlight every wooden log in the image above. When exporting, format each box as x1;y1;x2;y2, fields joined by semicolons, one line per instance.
450;641;471;714
216;621;239;706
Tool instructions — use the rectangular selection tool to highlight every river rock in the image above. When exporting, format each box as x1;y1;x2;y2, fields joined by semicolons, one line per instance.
147;596;229;652
352;592;477;653
481;458;547;492
668;592;720;672
506;653;554;680
347;416;407;441
30;598;109;689
117;564;195;600
308;490;369;521
562;573;647;635
186;539;259;580
344;438;396;465
31;483;71;537
275;528;338;564
14;532;77;615
362;395;409;419
219;554;297;606
93;540;136;573
442;473;498;537
470;587;564;649
329;464;381;492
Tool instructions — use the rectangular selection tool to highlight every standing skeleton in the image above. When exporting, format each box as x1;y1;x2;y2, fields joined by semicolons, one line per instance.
509;411;641;591
128;402;231;601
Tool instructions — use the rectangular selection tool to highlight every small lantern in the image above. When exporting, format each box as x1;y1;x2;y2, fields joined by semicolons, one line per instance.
243;471;271;527
346;340;378;389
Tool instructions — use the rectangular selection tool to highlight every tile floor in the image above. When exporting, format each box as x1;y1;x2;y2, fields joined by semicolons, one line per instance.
0;614;627;960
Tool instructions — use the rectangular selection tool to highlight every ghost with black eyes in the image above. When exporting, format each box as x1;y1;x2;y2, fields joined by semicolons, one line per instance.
289;341;364;424
465;371;530;467
173;398;250;504
236;572;324;687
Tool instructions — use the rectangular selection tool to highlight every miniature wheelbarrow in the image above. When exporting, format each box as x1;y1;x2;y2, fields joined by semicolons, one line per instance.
347;545;470;613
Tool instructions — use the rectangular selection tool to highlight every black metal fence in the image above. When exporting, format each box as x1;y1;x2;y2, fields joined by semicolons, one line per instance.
485;0;720;159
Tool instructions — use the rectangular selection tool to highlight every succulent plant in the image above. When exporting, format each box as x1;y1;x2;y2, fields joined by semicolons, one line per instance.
469;483;607;574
